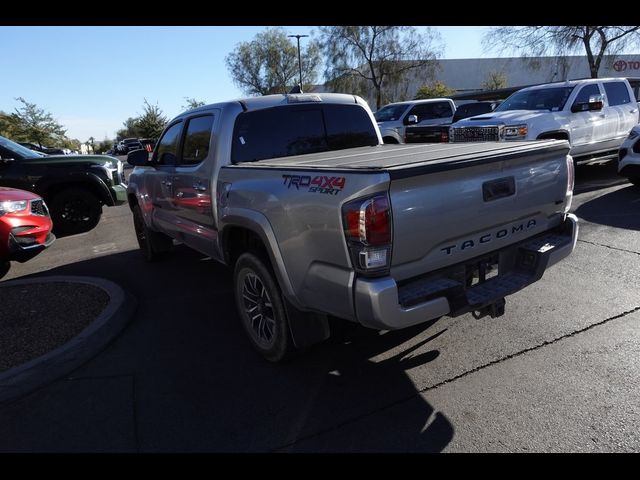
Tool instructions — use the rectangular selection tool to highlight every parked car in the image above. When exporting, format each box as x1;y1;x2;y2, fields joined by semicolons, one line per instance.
450;78;639;164
374;98;456;144
138;138;156;153
127;92;577;362
18;142;68;155
0;135;127;235
0;187;55;278
617;124;640;185
404;101;501;143
116;138;144;154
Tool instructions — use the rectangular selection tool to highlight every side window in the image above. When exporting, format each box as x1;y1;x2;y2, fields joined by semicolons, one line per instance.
603;81;631;106
572;84;601;106
154;122;183;165
406;102;453;123
181;115;214;165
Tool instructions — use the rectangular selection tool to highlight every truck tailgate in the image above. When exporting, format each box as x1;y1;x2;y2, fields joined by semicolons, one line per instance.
388;141;571;281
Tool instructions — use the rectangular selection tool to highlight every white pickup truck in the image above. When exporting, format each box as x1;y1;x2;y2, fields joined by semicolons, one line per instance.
374;98;456;144
450;78;639;164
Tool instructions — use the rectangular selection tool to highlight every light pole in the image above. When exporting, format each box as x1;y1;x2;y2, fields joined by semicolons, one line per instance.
288;34;309;93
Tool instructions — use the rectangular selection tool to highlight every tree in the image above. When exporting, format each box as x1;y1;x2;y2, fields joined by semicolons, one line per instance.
414;81;455;99
226;27;321;96
116;100;168;141
481;71;507;91
136;100;167;139
319;26;443;109
10;97;67;147
116;117;141;141
483;26;640;79
182;97;206;110
0;112;22;140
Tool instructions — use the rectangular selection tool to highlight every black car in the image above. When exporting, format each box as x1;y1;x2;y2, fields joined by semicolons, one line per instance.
116;138;144;154
18;142;68;155
0;135;127;235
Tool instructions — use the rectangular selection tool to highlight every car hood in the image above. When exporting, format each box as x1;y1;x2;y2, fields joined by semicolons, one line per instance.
454;110;552;126
21;154;119;167
0;187;41;202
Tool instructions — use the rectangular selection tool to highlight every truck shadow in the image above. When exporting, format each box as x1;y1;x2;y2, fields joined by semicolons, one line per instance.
574;184;640;231
573;161;628;195
1;246;454;452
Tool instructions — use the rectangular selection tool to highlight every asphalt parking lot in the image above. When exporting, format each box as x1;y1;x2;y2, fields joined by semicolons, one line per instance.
1;160;639;452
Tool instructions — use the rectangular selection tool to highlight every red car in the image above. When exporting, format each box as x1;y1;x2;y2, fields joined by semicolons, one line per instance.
0;187;55;278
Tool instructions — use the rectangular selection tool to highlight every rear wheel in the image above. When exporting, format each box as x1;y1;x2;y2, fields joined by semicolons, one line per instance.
0;261;10;279
132;204;173;261
233;252;295;362
50;188;102;236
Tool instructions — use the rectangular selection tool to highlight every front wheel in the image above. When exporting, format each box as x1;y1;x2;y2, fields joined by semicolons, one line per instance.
233;252;295;362
132;204;173;261
50;188;102;236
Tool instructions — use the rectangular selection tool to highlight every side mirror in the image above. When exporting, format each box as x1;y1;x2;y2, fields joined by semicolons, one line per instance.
587;94;604;111
571;94;605;113
406;114;418;125
127;148;151;166
0;155;15;164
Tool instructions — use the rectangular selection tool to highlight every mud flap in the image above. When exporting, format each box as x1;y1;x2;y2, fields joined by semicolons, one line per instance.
284;298;330;349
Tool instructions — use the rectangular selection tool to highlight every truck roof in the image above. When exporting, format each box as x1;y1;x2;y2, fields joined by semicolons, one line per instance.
520;77;628;92
182;93;362;117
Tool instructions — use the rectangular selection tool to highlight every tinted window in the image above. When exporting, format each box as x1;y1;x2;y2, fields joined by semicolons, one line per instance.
496;86;574;112
154;122;182;165
603;81;631;106
573;84;601;105
0;135;45;160
374;104;408;122
232;104;377;163
406;102;453;122
323;104;378;150
181;115;214;165
452;102;495;122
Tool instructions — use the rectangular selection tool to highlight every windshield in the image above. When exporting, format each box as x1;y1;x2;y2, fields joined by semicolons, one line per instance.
495;86;575;112
374;104;409;122
0;136;47;159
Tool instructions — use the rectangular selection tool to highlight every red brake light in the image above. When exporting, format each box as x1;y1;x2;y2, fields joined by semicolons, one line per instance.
342;193;392;274
364;196;391;245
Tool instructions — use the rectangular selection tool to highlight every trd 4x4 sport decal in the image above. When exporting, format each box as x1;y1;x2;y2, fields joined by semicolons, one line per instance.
282;174;346;195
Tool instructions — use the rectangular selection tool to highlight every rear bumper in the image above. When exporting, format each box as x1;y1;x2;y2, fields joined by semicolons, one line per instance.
354;214;578;330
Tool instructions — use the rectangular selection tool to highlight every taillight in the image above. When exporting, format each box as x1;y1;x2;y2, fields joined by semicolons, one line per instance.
342;193;392;275
440;130;449;143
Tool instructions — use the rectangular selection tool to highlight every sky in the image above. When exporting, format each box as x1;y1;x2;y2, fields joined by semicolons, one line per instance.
0;26;491;141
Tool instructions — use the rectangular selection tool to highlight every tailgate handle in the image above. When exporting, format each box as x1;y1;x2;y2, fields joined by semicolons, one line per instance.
483;177;515;202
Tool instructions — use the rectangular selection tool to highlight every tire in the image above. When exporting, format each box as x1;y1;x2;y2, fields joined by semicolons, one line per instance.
50;188;102;236
0;261;10;279
132;204;173;261
628;177;640;187
233;252;295;362
383;137;399;144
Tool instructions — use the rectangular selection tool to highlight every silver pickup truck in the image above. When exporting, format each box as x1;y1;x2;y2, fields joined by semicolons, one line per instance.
126;93;578;362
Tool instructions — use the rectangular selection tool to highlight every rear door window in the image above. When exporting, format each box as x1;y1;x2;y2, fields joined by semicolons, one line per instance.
603;81;632;106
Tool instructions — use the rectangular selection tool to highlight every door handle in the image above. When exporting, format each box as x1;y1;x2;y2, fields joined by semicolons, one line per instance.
631;109;638;114
193;184;207;192
161;180;173;187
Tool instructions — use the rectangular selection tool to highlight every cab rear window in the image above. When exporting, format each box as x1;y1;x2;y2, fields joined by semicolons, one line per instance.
231;104;378;163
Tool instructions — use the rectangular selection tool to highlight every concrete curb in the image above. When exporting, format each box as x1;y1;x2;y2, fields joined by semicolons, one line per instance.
0;276;137;406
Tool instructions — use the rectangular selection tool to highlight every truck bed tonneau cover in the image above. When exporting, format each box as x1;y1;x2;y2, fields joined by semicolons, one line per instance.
229;140;568;177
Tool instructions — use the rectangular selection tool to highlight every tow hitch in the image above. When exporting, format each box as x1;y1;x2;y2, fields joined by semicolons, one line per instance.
472;298;506;319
